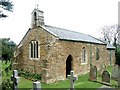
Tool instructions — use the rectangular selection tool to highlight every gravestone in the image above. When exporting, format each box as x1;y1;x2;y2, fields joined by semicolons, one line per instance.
111;65;118;81
33;81;41;90
102;70;110;83
98;64;106;76
11;70;20;90
89;66;97;81
67;71;78;90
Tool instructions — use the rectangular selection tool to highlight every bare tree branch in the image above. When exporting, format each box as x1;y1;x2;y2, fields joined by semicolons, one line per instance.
100;24;118;44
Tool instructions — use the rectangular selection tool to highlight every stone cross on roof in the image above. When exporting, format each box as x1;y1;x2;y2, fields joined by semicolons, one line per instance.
67;71;78;90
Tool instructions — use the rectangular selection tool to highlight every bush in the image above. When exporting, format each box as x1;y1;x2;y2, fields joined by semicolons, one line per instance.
1;79;13;90
34;74;41;80
115;46;120;66
18;70;41;81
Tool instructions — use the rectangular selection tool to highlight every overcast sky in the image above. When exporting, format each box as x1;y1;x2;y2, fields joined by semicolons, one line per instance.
0;0;119;44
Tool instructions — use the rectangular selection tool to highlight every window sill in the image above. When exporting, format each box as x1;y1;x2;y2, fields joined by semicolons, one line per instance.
29;58;39;60
96;60;100;62
81;62;87;65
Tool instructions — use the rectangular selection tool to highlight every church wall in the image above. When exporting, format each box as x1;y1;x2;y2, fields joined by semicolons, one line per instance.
43;40;115;83
91;44;108;69
13;46;24;70
106;49;115;66
14;26;115;84
111;50;115;64
14;27;57;75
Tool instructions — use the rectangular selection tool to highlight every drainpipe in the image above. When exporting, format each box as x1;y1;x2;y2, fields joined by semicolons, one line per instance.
90;43;92;67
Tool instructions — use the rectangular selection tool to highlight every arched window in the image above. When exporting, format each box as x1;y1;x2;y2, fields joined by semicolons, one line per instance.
81;47;87;64
29;41;39;58
96;47;100;60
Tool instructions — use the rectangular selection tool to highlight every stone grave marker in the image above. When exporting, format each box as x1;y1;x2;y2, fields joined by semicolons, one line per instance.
102;70;110;83
98;64;106;76
111;65;118;81
89;66;97;81
67;71;78;90
11;70;20;90
33;81;41;90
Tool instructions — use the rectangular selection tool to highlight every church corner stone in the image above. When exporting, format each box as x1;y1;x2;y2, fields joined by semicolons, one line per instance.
41;68;48;83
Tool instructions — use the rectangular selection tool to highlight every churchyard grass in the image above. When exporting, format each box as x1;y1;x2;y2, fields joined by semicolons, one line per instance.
75;73;102;89
17;71;102;88
18;73;102;89
97;65;117;88
1;62;118;88
18;77;33;88
106;66;117;87
107;66;113;74
18;66;117;88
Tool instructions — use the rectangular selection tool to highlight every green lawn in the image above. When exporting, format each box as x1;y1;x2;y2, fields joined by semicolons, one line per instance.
18;66;118;89
18;73;102;89
1;62;118;89
18;77;33;88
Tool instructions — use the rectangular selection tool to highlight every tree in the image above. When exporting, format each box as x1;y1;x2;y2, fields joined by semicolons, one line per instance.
100;24;118;44
115;45;120;64
0;0;13;18
1;38;16;64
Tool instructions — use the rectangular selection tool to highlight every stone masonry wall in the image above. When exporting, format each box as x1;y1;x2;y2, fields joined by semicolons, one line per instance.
14;27;56;75
14;26;115;83
106;50;115;66
13;45;23;70
44;40;115;83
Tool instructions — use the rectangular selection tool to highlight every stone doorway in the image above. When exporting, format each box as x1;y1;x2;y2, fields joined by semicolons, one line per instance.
66;55;73;78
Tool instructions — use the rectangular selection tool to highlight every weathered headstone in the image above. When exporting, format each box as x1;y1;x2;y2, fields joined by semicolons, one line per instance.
98;64;106;76
33;81;41;90
111;65;118;81
102;70;110;83
89;66;97;81
67;71;78;90
11;70;20;90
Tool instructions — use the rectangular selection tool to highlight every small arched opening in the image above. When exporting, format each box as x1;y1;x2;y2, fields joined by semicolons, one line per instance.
66;55;73;78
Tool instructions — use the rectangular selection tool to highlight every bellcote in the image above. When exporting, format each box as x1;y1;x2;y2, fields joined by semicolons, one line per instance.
31;9;44;28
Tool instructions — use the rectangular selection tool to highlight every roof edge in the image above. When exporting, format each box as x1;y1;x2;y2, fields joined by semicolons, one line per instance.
59;38;106;45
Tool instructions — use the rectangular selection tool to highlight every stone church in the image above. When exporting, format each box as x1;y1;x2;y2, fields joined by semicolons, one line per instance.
13;8;115;83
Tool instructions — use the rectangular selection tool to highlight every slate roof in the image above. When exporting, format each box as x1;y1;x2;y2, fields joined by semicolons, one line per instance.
107;43;115;50
101;41;115;50
45;25;105;45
